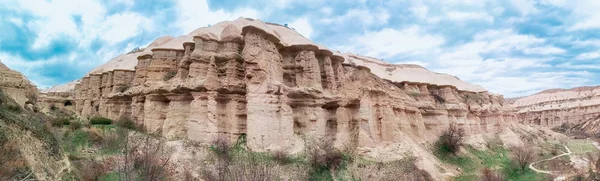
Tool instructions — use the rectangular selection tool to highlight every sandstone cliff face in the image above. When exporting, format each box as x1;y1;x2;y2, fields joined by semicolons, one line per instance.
68;18;516;154
0;59;37;106
512;86;600;132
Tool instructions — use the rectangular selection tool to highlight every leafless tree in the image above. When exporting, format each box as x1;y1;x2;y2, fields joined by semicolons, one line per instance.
115;130;173;181
512;146;535;171
480;168;504;181
439;124;465;154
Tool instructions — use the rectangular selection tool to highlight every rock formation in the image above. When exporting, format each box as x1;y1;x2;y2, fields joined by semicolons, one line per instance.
0;59;37;106
512;86;600;133
42;18;517;153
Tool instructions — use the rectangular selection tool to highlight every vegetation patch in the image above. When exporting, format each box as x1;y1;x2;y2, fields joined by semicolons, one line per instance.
63;129;91;154
90;116;113;125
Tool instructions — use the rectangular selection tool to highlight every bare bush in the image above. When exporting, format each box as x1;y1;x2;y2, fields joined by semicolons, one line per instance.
512;146;535;171
480;168;504;181
80;160;112;181
307;138;345;171
273;150;291;164
0;139;29;180
203;136;279;181
437;124;465;154
129;135;174;181
347;156;432;181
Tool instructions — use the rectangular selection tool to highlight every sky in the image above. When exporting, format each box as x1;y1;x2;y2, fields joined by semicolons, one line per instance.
0;0;599;97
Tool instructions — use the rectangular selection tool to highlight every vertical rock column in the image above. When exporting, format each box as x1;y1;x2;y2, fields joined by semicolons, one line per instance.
322;56;337;91
295;51;323;91
80;77;91;117
177;44;194;79
243;29;293;152
162;94;192;139
131;96;145;124
143;94;169;134
133;54;152;86
187;92;219;143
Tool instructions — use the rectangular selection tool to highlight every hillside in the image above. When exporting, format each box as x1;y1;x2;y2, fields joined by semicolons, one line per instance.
512;86;600;136
27;17;600;180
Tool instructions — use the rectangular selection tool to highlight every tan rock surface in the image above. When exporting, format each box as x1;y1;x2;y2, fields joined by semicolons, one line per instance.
0;59;37;106
56;18;522;179
512;86;600;131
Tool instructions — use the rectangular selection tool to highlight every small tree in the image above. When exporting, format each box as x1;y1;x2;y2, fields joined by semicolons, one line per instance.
480;168;504;181
437;124;465;154
512;146;535;171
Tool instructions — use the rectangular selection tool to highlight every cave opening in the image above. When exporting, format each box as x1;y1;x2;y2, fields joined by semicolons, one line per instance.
64;100;73;106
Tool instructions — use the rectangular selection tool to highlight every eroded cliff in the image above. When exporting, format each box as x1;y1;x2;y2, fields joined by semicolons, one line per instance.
512;86;600;135
58;18;517;156
0;59;37;107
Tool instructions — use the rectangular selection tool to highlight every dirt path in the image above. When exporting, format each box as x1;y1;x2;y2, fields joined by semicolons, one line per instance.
53;156;72;180
592;141;600;150
528;145;571;174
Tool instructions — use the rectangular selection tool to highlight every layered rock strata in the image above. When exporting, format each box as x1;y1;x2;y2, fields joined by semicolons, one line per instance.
69;18;516;152
512;86;600;130
0;59;37;106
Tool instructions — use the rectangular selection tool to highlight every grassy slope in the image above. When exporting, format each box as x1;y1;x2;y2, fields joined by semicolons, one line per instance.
0;89;64;180
435;140;546;181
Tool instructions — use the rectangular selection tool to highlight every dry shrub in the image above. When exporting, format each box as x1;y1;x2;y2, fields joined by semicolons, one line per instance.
129;135;174;181
348;156;432;181
436;124;465;154
273;150;291;164
203;136;279;181
69;121;82;131
0;140;29;180
88;127;104;144
512;146;535;171
307;138;345;171
480;168;504;181
204;156;278;181
80;160;113;181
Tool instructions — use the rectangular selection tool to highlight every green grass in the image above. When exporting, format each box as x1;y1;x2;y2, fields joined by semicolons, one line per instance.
63;130;90;154
0;89;61;157
565;139;598;154
94;124;117;131
90;116;113;125
434;143;546;181
99;172;120;181
434;145;477;174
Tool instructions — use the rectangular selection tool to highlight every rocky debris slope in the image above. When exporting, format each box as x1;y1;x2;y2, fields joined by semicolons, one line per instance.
0;59;37;106
65;17;516;158
0;62;64;180
512;86;600;132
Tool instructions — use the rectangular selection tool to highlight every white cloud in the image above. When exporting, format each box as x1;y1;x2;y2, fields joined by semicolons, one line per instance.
338;26;444;59
14;0;106;49
289;17;313;38
427;29;570;96
523;46;566;54
175;0;260;34
446;11;494;22
572;39;600;47
99;12;152;44
542;0;600;31
575;51;600;60
321;8;390;26
510;0;538;16
7;17;24;26
410;3;429;19
569;15;600;31
558;62;600;69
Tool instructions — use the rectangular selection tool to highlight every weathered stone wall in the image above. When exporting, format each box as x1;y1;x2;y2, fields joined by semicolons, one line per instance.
512;86;600;131
70;28;516;153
